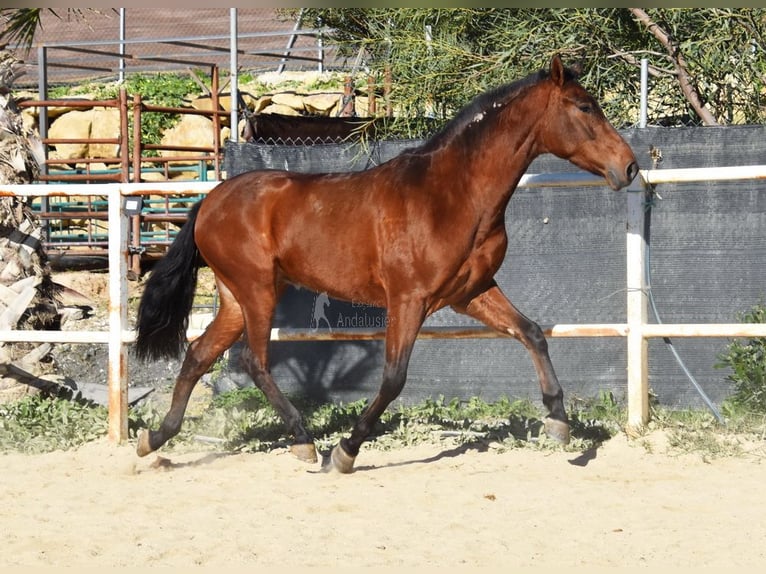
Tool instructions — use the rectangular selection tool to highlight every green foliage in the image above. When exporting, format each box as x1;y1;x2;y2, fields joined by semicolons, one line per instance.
48;81;117;100
304;73;348;92
126;73;200;150
127;389;618;455
716;303;766;413
567;390;626;443
125;72;201;106
289;8;766;133
3;383;765;461
646;407;757;461
0;393;108;453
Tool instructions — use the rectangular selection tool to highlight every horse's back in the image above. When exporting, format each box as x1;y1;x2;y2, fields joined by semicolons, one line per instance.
195;163;501;308
196;169;388;305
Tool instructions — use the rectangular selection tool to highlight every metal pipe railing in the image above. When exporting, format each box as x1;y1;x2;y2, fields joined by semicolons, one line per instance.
1;163;765;440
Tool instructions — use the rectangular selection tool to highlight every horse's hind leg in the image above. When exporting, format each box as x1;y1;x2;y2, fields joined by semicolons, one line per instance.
239;344;317;463
239;284;317;463
136;281;245;456
453;281;570;444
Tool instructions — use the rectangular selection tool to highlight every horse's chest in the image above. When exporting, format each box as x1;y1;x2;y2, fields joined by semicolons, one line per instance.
466;230;507;276
439;227;508;300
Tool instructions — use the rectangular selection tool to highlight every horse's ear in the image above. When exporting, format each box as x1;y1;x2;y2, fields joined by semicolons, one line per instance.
570;60;584;77
550;54;565;86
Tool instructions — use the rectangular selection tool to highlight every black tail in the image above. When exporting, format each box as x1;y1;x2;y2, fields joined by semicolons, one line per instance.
134;200;204;362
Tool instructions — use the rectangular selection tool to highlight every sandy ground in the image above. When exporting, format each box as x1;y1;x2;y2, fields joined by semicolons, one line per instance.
1;431;765;569
7;271;763;568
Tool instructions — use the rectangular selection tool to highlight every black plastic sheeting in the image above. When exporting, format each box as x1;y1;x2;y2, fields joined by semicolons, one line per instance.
221;126;766;410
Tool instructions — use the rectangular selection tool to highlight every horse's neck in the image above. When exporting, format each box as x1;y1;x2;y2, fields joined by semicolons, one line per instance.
448;104;543;218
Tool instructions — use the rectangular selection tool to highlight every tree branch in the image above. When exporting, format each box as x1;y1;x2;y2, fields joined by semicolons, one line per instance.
629;7;719;125
609;50;675;78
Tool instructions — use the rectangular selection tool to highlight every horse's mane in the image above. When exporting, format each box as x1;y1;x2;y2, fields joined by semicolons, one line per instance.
413;64;579;154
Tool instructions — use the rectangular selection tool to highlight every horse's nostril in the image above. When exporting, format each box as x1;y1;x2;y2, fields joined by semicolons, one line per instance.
627;161;639;182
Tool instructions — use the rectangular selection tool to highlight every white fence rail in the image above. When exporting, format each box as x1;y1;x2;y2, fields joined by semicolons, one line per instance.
2;165;766;442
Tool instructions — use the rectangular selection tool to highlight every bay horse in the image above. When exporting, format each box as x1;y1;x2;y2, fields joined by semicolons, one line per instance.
134;54;638;472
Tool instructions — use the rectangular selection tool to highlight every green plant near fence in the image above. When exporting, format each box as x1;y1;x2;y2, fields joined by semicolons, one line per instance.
716;302;766;413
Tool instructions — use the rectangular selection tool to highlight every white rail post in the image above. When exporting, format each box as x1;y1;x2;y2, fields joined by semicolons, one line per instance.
107;185;129;442
626;58;651;431
626;172;649;430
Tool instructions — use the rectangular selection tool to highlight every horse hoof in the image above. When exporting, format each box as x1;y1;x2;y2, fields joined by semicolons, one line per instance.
544;417;571;445
330;444;356;474
136;430;154;457
290;443;318;463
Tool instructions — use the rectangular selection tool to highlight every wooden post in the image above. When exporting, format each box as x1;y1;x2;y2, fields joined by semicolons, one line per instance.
384;65;393;118
132;94;142;183
367;74;376;116
626;174;649;431
341;75;354;117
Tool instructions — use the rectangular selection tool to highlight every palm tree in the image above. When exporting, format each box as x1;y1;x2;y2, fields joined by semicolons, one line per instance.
0;45;61;402
0;9;88;51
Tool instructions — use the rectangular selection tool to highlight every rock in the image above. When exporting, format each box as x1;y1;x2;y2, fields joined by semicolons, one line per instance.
257;70;331;87
188;95;225;113
140;170;169;182
260;103;301;116
20;109;37;133
159;115;215;164
188;95;219;112
271;92;305;112
252;95;273;113
76;161;108;173
30;71;380;182
73;381;155;407
303;93;342;116
41;97;95;120
217;95;232;113
355;96;373;117
48;109;93;160
89;107;121;158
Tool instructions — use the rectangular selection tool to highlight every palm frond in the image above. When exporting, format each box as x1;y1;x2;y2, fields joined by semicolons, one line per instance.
0;9;46;53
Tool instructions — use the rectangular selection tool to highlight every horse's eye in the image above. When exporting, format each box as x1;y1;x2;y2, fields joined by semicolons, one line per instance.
578;103;594;114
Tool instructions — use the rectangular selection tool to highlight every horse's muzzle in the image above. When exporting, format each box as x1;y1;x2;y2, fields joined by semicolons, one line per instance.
606;160;639;190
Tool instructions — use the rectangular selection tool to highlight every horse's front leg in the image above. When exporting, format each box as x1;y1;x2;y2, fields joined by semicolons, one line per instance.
329;299;426;473
453;281;570;444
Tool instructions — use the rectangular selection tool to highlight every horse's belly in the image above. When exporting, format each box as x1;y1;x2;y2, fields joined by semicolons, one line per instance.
278;250;386;308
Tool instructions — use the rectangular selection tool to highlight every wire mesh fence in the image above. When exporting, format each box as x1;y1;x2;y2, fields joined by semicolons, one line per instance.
12;8;346;90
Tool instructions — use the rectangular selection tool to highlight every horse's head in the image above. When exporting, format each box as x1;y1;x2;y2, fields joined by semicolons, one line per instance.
538;54;639;190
